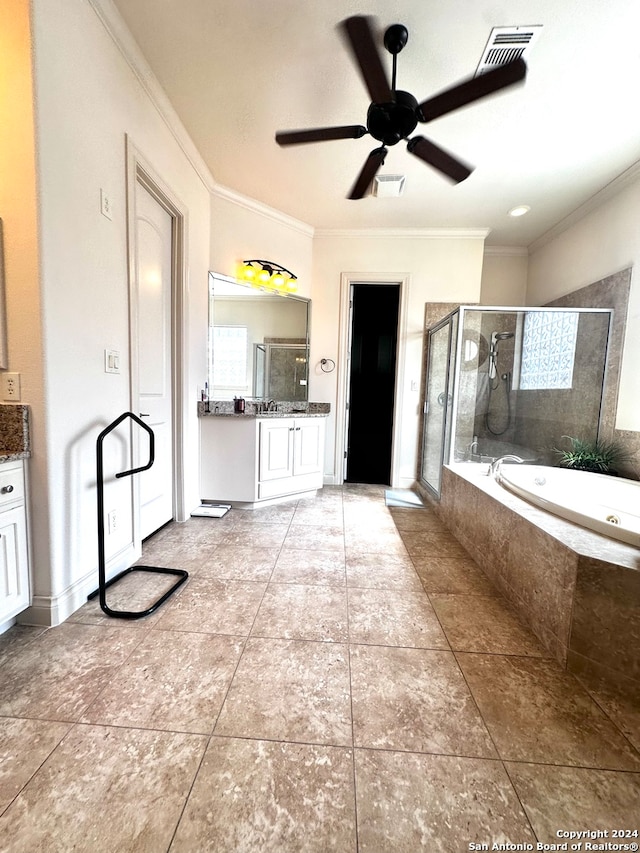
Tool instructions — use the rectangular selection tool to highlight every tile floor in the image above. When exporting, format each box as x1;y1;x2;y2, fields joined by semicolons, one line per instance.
0;484;639;852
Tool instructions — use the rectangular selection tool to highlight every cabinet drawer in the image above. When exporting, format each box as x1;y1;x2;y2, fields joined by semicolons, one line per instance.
0;464;24;507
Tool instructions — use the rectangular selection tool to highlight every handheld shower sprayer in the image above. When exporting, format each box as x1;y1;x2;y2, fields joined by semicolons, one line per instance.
488;331;514;380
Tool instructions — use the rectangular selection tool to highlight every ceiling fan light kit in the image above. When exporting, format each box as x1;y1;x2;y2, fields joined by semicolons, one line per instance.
276;15;528;199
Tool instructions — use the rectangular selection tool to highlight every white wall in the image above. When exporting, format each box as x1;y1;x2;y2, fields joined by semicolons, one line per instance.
527;173;640;431
1;0;51;621
210;190;313;299
24;0;211;624
480;249;528;306
311;232;486;486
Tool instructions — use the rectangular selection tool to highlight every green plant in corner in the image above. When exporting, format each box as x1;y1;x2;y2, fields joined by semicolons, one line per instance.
554;435;630;476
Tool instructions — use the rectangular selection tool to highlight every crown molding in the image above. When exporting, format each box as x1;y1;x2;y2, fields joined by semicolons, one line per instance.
484;245;529;256
211;183;314;238
314;227;491;240
529;158;640;254
87;0;216;192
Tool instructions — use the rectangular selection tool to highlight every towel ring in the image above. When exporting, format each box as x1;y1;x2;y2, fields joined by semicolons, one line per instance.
320;358;336;373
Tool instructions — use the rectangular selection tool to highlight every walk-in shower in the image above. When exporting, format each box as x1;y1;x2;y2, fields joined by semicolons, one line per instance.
420;305;612;498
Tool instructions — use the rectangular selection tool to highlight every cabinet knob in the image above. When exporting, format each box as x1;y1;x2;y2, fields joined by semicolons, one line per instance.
1;484;14;494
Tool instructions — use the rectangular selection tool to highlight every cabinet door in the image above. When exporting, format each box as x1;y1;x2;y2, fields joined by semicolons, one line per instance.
293;419;324;476
0;505;30;623
259;419;294;481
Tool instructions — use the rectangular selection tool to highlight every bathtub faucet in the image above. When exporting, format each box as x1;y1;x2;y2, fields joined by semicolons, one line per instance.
488;454;525;479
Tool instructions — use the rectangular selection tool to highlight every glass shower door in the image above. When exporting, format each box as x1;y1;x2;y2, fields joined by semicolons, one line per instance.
420;313;457;497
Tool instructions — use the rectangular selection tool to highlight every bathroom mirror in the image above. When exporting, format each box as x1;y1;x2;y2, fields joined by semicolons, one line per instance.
208;272;310;400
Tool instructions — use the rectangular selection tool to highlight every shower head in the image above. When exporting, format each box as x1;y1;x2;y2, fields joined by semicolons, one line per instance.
493;331;514;341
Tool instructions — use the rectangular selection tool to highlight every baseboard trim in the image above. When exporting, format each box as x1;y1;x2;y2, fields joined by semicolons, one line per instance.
18;544;138;627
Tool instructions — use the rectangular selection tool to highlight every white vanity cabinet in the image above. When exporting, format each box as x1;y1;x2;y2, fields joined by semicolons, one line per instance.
0;460;30;626
200;415;326;506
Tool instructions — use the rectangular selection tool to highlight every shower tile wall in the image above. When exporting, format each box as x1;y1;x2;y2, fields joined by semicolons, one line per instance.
513;312;609;464
546;267;638;479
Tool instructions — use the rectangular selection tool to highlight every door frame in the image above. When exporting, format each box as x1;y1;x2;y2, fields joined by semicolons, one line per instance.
125;137;188;546
335;271;409;487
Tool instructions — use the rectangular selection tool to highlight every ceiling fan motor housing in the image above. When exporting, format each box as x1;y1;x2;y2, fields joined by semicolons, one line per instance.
367;90;418;145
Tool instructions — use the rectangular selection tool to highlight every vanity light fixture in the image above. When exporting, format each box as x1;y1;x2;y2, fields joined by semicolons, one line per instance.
237;260;298;294
508;204;531;217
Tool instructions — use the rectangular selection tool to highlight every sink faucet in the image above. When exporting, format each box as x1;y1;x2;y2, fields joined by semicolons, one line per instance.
488;454;525;478
267;400;277;412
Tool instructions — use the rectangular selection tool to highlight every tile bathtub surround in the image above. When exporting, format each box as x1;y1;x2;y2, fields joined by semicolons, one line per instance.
432;464;640;687
1;485;639;850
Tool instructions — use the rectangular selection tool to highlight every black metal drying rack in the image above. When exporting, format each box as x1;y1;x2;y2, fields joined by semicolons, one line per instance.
88;411;188;619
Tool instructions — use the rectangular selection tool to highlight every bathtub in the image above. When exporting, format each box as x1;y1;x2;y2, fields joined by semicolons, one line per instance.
461;438;539;464
497;464;640;547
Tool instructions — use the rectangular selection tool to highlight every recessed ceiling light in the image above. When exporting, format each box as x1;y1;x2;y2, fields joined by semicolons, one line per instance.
508;204;531;217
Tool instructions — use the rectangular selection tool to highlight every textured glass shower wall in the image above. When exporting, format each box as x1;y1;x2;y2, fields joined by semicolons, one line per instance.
449;306;612;467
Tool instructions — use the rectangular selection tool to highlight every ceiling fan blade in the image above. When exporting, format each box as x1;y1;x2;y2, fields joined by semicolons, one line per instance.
418;58;526;123
276;125;368;145
341;16;393;105
407;136;473;183
348;147;387;199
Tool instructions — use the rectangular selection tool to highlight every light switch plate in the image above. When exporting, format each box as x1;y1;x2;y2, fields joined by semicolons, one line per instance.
104;349;120;374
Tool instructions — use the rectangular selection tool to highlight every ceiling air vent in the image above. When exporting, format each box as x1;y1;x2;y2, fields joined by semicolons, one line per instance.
475;25;542;76
373;174;406;197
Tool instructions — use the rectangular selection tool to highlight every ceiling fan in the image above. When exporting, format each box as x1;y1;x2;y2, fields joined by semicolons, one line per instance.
275;16;527;199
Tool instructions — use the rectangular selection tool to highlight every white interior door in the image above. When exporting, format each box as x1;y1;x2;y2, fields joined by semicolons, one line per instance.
135;181;174;539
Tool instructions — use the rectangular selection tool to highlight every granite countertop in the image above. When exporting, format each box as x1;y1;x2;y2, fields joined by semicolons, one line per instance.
0;404;31;462
198;400;330;418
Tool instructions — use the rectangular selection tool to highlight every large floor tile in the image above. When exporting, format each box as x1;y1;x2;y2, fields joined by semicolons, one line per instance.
571;657;640;753
293;502;344;527
192;544;280;581
348;587;449;649
345;553;423;591
283;524;345;552
0;724;206;853
388;507;445;532
0;625;47;667
457;653;640;770
83;630;244;733
68;570;182;626
0;623;142;721
355;749;536;853
271;548;346;586
215;638;352;745
170;737;357;853
220;521;290;549
0;718;71;814
252;584;348;642
350;645;496;758
344;528;408;556
413;555;497;594
400;530;471;559
430;593;549;656
506;761;640;842
232;504;296;524
155;577;266;634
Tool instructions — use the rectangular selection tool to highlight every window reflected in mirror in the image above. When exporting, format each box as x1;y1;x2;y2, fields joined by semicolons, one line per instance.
208;272;310;400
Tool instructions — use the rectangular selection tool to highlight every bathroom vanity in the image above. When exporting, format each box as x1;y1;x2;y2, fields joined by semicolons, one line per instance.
199;402;329;507
0;458;29;626
0;404;31;630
